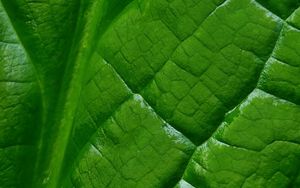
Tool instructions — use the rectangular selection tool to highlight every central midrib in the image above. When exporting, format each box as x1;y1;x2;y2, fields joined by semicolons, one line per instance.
39;1;140;187
38;1;108;187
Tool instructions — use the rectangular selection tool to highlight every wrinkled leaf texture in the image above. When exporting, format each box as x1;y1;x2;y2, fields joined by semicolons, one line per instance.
1;0;300;187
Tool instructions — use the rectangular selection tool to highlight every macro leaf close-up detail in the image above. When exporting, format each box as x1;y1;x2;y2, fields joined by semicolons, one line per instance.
1;0;300;187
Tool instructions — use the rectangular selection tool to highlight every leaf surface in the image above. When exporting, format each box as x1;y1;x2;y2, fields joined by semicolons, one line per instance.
0;0;300;187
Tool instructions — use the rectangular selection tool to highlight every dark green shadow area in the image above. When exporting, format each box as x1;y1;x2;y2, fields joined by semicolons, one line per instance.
257;0;300;19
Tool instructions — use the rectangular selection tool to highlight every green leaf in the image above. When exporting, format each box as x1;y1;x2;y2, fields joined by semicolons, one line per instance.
0;0;299;187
